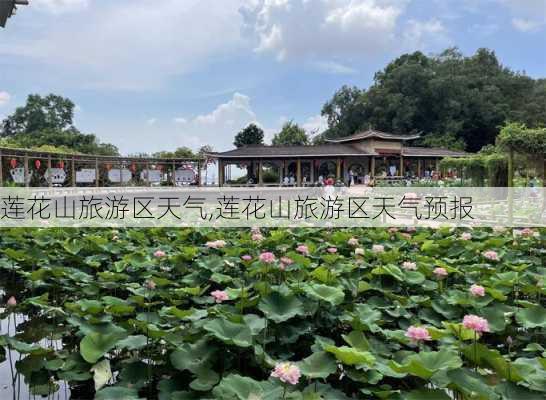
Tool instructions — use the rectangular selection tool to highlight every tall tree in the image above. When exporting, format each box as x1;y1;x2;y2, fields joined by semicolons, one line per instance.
1;94;76;136
272;121;309;145
321;48;546;152
234;123;264;147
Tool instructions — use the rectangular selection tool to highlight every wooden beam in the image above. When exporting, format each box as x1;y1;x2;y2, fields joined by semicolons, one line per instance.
95;158;100;187
297;159;302;186
72;157;76;187
24;153;29;187
47;155;52;187
0;149;3;187
258;159;264;186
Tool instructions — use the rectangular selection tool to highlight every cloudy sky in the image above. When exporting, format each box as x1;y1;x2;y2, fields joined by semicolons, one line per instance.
0;0;545;154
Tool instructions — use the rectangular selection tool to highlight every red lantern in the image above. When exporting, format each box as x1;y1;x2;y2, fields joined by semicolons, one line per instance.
35;159;41;169
59;161;65;169
130;163;136;173
105;163;112;171
10;159;17;169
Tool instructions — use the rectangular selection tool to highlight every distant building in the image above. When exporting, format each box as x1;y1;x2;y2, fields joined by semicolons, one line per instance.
211;129;467;186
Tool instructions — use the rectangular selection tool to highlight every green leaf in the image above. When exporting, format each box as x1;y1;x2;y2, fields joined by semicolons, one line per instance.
204;318;253;347
80;331;127;364
258;291;304;323
95;386;143;400
303;284;345;306
516;306;546;329
401;389;452;400
299;351;337;379
447;369;499;399
324;345;375;367
117;335;148;351
91;359;112;391
390;350;462;379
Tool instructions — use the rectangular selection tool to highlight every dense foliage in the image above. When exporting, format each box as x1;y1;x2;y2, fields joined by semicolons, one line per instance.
0;94;119;156
1;227;545;399
321;48;546;152
272;122;309;146
234;124;265;148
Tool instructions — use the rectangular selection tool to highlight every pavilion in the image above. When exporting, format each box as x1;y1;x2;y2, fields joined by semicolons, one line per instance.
211;129;468;186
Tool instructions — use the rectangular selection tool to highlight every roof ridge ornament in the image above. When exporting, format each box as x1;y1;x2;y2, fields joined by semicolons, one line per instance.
0;0;28;28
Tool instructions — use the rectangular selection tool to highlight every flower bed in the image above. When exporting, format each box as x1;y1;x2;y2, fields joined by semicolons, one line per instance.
0;227;545;399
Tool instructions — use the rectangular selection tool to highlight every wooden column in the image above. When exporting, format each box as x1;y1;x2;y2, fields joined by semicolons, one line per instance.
435;158;440;175
95;158;100;187
507;148;514;187
72;157;76;187
336;158;341;181
310;160;315;184
0;149;3;187
417;159;422;178
399;155;404;177
258;160;264;186
296;159;302;186
47;155;52;187
371;157;376;177
218;160;224;187
197;160;202;187
24;154;29;187
279;160;284;184
171;160;176;186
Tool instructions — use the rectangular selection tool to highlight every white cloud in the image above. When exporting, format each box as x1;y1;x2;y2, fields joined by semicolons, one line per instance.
1;0;243;89
512;18;543;32
173;117;188;124
32;0;89;14
171;93;259;151
314;61;357;75
243;0;406;62
146;118;157;126
402;18;450;50
242;0;448;68
302;115;328;135
0;91;10;107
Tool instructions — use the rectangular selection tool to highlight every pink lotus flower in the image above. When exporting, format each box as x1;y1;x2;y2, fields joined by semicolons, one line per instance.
433;267;448;278
271;362;301;385
6;296;16;307
388;227;399;234
347;237;359;246
251;226;261;234
461;232;472;241
400;233;412;240
354;248;365;256
145;280;156;290
296;245;309;255
153;250;166;258
280;257;293;265
405;326;431;342
211;290;229;303
327;247;337;254
463;314;490;333
372;244;384;253
406;227;417;233
206;240;226;249
241;255;252;261
519;228;535;237
259;252;276;264
483;250;499;261
470;284;485;297
252;233;264;241
402;261;417;271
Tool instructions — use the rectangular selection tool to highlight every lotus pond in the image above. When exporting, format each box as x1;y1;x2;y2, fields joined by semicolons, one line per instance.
0;227;545;399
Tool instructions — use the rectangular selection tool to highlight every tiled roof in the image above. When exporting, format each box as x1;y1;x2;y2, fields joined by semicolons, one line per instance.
212;144;373;158
326;129;421;143
403;147;467;157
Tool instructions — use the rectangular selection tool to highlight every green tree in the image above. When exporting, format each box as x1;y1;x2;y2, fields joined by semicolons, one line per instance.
152;147;196;158
1;94;76;136
272;121;309;145
233;123;264;147
1;93;119;155
321;48;546;152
